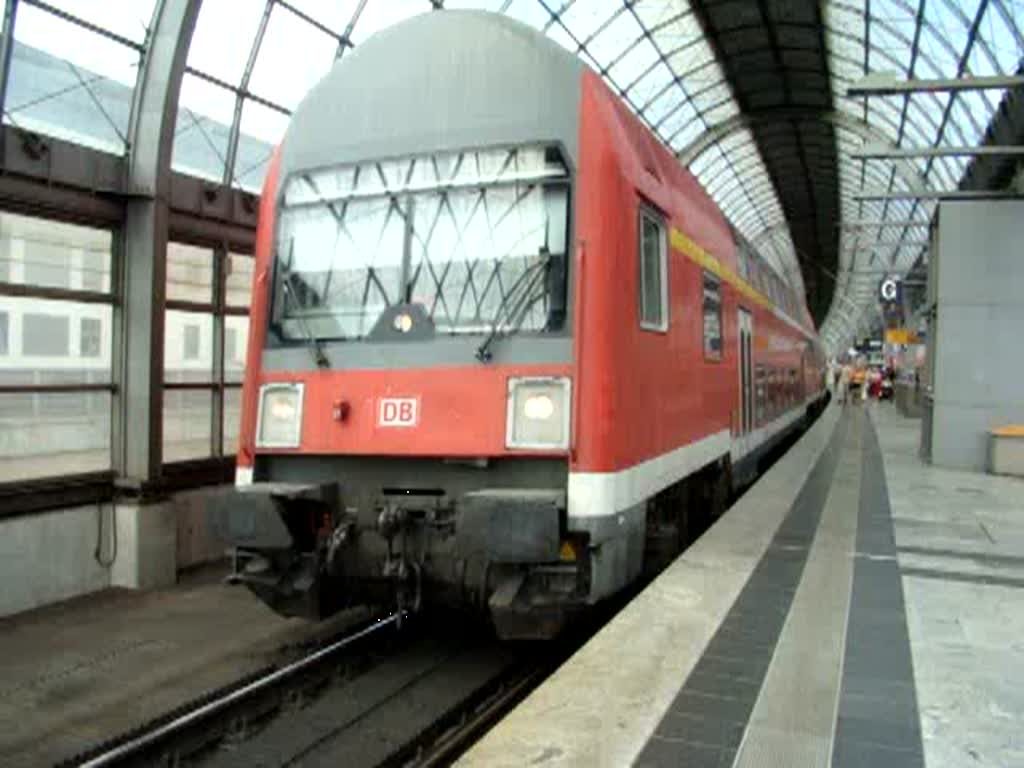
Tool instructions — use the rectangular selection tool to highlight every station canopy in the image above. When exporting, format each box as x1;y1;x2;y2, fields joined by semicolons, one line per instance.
6;0;1022;353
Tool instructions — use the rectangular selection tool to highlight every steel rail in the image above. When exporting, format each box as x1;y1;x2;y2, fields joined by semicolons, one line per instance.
78;611;405;768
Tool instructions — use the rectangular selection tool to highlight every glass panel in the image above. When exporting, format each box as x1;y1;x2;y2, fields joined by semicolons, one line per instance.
277;145;570;339
703;272;722;360
284;0;362;34
0;391;111;482
0;296;112;380
225;253;255;308
5;5;140;154
348;0;430;45
249;4;338;111
233;99;288;190
22;313;69;356
186;0;266;86
224;316;250;384
223;387;242;455
173;74;236;182
163;389;212;462
167;243;214;304
640;213;663;328
165;310;214;383
45;0;158;45
0;212;112;292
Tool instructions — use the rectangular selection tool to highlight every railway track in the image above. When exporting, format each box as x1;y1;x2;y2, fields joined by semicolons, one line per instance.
57;610;563;768
59;612;409;768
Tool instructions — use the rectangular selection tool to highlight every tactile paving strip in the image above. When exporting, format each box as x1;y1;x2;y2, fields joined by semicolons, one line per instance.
831;413;924;768
634;412;850;768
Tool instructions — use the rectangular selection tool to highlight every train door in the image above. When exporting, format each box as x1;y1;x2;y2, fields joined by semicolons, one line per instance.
738;309;753;434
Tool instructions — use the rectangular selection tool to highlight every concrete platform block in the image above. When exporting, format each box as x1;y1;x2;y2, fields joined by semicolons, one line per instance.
111;501;177;590
989;429;1024;478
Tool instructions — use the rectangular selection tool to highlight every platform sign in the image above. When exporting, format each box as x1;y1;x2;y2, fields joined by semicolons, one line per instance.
879;277;900;303
378;397;419;427
885;328;919;345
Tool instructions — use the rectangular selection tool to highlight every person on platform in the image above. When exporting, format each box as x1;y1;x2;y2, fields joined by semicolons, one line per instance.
838;363;851;404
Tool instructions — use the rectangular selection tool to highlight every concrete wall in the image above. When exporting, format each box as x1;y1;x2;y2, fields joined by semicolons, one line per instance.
0;503;112;616
0;485;229;618
930;200;1024;471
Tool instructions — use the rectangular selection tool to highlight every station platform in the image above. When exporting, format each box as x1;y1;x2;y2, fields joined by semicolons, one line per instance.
0;565;357;767
461;403;1024;768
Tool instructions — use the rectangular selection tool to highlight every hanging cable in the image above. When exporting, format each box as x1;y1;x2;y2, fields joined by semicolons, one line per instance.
94;497;117;568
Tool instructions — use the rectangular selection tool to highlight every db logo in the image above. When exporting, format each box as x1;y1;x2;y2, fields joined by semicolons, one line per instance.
378;397;419;427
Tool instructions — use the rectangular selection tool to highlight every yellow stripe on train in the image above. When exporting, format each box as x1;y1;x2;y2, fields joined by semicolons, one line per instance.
670;227;773;311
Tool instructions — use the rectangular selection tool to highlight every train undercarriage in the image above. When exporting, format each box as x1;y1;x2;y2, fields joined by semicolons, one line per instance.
210;401;823;641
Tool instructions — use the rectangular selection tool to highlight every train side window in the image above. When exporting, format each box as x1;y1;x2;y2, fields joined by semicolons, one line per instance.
638;207;668;332
702;271;722;361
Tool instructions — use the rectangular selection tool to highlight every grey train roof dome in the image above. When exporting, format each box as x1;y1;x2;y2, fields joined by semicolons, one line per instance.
280;11;584;184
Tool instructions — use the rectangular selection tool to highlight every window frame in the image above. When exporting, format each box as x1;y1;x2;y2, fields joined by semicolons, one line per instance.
638;205;669;333
162;242;253;465
0;211;118;494
701;269;723;362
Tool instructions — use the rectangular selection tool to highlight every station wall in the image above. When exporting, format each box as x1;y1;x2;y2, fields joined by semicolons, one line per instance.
929;200;1024;471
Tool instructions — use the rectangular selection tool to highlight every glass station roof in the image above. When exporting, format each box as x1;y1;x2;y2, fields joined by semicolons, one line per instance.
3;0;1022;353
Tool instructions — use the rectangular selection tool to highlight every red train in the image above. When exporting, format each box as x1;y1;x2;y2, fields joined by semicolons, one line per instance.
211;11;827;639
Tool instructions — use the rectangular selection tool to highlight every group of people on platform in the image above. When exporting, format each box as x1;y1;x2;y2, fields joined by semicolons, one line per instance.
830;361;895;405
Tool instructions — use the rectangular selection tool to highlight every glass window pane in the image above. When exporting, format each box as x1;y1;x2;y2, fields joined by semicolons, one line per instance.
349;1;430;45
80;316;102;357
167;243;214;304
165;310;213;383
703;272;722;360
223;387;242;455
173;74;235;182
0;212;113;292
5;5;139;154
0;296;112;380
233;99;288;191
225;316;250;384
640;213;664;328
22;313;69;356
284;0;361;34
249;5;338;111
163;390;212;462
0;391;111;482
187;0;266;86
225;253;254;308
44;0;158;45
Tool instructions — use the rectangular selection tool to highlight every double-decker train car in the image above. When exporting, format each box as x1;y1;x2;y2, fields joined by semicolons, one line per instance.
211;11;827;640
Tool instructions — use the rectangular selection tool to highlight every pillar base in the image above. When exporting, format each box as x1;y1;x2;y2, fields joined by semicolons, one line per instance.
111;500;177;590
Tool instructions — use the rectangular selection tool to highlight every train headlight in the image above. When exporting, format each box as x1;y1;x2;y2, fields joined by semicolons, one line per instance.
256;383;304;448
506;377;570;450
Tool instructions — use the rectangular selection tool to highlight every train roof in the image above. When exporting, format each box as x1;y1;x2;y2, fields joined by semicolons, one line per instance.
281;11;583;185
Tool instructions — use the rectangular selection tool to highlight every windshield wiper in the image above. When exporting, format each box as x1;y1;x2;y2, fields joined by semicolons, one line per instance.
475;248;557;363
279;238;330;369
282;276;331;369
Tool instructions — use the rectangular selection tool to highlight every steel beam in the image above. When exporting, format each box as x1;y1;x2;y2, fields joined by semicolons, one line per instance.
853;188;1020;201
118;0;201;488
851;143;1024;159
0;0;18;140
847;71;1024;96
838;219;931;229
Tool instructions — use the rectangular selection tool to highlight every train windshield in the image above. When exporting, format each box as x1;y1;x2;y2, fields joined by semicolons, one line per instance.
273;145;570;342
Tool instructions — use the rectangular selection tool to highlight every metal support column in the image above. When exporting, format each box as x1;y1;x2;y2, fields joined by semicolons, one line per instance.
117;0;201;488
0;0;19;156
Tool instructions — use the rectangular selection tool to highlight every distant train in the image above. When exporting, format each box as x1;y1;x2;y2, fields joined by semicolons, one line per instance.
211;12;827;639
